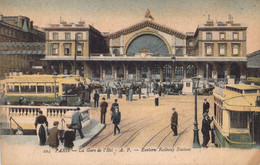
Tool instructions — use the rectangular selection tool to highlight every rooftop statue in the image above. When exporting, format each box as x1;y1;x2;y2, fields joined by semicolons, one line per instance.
145;9;154;21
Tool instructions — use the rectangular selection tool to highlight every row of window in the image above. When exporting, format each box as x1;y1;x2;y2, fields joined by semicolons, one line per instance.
205;44;240;56
206;32;240;41
214;103;223;127
51;43;83;56
52;33;83;40
214;103;248;129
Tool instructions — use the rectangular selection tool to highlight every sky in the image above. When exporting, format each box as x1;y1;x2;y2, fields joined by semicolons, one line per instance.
0;0;260;54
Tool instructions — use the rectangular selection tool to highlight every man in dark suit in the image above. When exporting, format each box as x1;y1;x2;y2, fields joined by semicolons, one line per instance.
111;107;121;135
203;98;210;114
93;90;100;108
71;107;84;139
201;113;212;148
46;121;61;148
107;86;111;99
171;108;178;136
100;97;108;124
110;99;119;114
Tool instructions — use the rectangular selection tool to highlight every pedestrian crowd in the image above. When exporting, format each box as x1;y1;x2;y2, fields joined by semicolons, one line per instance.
35;107;84;149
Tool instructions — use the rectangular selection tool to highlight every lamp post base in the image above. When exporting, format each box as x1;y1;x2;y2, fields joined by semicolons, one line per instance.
193;128;201;148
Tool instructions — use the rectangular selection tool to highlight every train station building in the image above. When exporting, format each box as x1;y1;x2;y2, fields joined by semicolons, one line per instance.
43;12;247;83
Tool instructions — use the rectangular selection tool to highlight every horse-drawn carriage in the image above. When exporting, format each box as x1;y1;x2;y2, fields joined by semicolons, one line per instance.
163;81;183;95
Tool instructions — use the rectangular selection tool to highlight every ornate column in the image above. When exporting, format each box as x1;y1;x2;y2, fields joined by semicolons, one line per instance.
172;63;175;81
135;64;139;80
123;63;128;80
160;63;163;82
212;64;218;79
59;62;63;75
226;63;231;78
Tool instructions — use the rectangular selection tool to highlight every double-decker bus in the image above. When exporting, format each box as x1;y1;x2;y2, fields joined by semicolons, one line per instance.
4;74;90;105
213;84;260;148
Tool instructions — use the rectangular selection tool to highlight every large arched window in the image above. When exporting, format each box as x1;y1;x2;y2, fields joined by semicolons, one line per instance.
92;64;100;79
163;65;172;81
186;64;197;78
204;63;213;79
63;62;72;75
126;34;169;55
151;64;161;81
175;65;184;80
103;64;112;79
116;65;124;78
76;62;84;77
230;63;241;79
139;65;148;79
217;64;226;79
128;63;136;79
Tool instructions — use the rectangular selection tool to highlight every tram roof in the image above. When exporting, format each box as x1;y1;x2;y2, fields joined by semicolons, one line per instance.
226;84;260;90
5;75;89;84
224;95;260;112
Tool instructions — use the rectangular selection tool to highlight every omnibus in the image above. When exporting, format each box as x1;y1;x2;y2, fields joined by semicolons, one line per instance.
213;84;260;148
4;74;90;105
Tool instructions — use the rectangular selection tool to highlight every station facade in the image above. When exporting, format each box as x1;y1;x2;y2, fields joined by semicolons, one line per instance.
43;13;247;83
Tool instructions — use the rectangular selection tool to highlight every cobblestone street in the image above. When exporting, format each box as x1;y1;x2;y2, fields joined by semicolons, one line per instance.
87;94;214;149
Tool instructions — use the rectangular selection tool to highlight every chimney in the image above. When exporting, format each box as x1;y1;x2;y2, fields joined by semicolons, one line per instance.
226;14;233;24
18;15;23;28
0;14;3;21
29;21;33;31
206;14;213;25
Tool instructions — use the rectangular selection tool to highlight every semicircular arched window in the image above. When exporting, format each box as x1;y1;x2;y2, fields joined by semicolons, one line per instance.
126;34;169;56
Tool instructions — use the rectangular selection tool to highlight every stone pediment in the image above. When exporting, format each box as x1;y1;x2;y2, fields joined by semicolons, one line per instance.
109;20;186;39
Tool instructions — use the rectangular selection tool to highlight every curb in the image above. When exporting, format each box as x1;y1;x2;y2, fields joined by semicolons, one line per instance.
78;124;106;149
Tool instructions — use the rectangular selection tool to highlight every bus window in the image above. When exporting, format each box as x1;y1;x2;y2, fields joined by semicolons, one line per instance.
62;84;76;95
52;86;59;93
46;86;52;93
37;86;44;93
29;86;36;93
7;85;19;93
21;85;29;93
230;112;248;128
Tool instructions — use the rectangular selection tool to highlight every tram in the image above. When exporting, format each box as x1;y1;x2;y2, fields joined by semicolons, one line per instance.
213;84;260;148
4;74;90;105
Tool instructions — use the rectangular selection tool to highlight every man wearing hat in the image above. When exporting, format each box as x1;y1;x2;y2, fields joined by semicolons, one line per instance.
46;121;61;148
111;106;121;135
110;99;119;114
71;107;84;139
35;110;48;146
201;113;212;148
100;97;108;124
93;90;100;108
203;98;210;114
171;108;178;136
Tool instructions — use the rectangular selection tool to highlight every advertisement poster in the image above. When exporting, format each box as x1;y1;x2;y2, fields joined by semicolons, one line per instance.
0;0;260;164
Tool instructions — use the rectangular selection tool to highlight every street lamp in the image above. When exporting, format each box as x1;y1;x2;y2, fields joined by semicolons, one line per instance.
52;71;58;104
192;77;201;148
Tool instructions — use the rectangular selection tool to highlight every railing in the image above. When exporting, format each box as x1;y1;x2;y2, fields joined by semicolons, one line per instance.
9;107;41;116
46;108;75;117
9;116;23;131
7;106;76;118
2;105;91;130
